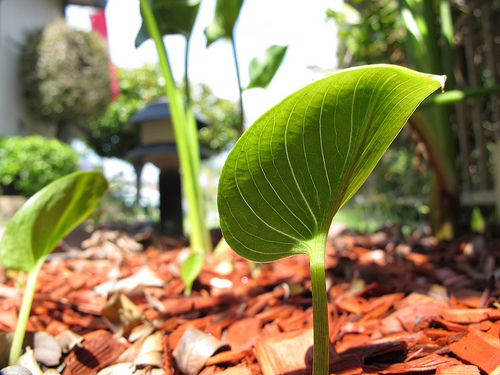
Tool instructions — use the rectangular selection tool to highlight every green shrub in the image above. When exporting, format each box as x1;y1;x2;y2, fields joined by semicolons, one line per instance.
19;19;111;125
0;135;80;197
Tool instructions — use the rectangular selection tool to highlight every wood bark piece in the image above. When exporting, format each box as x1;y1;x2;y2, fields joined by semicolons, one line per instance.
254;328;318;375
435;365;481;375
62;329;126;375
441;308;500;324
217;364;252;375
223;317;261;350
379;293;447;334
449;328;500;373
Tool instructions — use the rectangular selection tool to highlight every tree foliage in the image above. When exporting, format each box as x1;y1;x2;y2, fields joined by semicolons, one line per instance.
86;65;164;158
19;19;112;126
327;0;407;68
192;84;240;153
0;135;80;197
86;65;240;159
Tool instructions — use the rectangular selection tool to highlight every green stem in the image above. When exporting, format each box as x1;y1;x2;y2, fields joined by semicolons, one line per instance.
230;33;245;136
9;256;46;365
140;0;207;255
308;234;329;375
184;36;212;255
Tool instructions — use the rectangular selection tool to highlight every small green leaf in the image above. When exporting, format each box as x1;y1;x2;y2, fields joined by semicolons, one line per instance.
218;64;445;262
181;251;204;295
136;0;201;47
204;0;244;47
471;207;486;233
247;45;288;90
0;171;108;272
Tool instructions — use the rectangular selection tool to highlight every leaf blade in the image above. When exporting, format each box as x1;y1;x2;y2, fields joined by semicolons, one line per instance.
0;171;108;272
247;45;288;89
218;64;444;262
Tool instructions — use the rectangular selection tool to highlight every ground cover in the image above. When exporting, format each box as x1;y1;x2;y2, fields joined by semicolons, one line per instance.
0;225;498;374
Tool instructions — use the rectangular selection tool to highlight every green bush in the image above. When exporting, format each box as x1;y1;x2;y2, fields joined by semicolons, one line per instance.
0;135;80;197
19;19;111;125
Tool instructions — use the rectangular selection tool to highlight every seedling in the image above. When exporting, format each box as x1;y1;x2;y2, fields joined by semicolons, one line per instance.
0;171;108;365
218;65;445;375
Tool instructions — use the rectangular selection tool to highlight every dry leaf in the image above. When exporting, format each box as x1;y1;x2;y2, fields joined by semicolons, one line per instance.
102;293;144;336
176;329;230;375
33;332;61;367
95;362;136;375
93;267;165;297
135;331;163;368
0;366;33;375
55;331;83;354
16;347;43;375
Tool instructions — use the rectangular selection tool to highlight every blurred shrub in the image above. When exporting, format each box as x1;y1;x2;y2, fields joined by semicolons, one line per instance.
86;65;164;158
0;135;80;197
19;19;111;126
86;65;239;159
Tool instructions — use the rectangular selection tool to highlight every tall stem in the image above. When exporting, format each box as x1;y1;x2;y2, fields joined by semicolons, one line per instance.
309;234;329;375
9;256;46;365
230;33;245;135
140;0;207;255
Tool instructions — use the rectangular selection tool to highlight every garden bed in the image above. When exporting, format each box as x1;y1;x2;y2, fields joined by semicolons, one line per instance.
0;226;499;374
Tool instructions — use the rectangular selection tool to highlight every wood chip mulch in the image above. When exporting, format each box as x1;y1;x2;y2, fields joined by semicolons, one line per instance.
1;225;500;375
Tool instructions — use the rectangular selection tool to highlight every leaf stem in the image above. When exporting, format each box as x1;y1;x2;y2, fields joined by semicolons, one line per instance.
9;256;46;365
140;0;211;257
309;234;330;375
230;32;245;136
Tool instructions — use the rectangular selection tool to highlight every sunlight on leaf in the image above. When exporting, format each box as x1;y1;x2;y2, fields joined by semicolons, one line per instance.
135;0;201;47
0;171;108;272
218;64;445;262
204;0;244;47
247;45;288;90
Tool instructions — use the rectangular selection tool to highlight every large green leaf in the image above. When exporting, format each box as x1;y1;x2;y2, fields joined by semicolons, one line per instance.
204;0;244;47
218;65;445;262
247;45;288;90
135;0;201;47
0;171;108;272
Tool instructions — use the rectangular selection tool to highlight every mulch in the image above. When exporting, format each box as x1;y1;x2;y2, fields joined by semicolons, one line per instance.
1;225;500;375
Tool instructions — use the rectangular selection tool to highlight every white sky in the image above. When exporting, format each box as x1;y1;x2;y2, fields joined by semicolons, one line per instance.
67;0;340;124
66;0;340;187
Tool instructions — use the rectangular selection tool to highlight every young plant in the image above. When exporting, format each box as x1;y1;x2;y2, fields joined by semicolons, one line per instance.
139;0;212;295
0;171;108;365
218;65;445;375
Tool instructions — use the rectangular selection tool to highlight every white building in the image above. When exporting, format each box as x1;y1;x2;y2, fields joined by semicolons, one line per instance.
0;0;106;137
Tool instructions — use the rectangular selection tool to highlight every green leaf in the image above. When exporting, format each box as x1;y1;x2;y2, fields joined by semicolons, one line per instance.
204;0;244;47
471;207;486;233
135;0;201;47
0;171;108;272
180;251;205;295
247;45;288;90
218;65;445;262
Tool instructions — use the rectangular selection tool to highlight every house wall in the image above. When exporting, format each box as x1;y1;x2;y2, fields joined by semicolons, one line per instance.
0;0;63;138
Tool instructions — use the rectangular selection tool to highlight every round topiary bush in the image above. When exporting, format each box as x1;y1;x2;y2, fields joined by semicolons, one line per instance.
0;135;80;197
19;19;112;125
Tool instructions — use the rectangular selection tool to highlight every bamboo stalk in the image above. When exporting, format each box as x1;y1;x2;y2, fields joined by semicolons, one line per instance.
464;20;490;190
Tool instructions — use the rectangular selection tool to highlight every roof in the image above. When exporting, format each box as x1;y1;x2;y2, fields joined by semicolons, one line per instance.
128;97;209;130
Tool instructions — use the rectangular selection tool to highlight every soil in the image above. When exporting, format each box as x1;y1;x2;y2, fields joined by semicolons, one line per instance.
1;224;499;375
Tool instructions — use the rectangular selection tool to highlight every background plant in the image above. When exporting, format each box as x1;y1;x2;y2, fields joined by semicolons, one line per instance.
0;171;108;366
204;0;287;134
329;0;500;238
19;18;112;140
0;135;80;197
139;0;212;294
